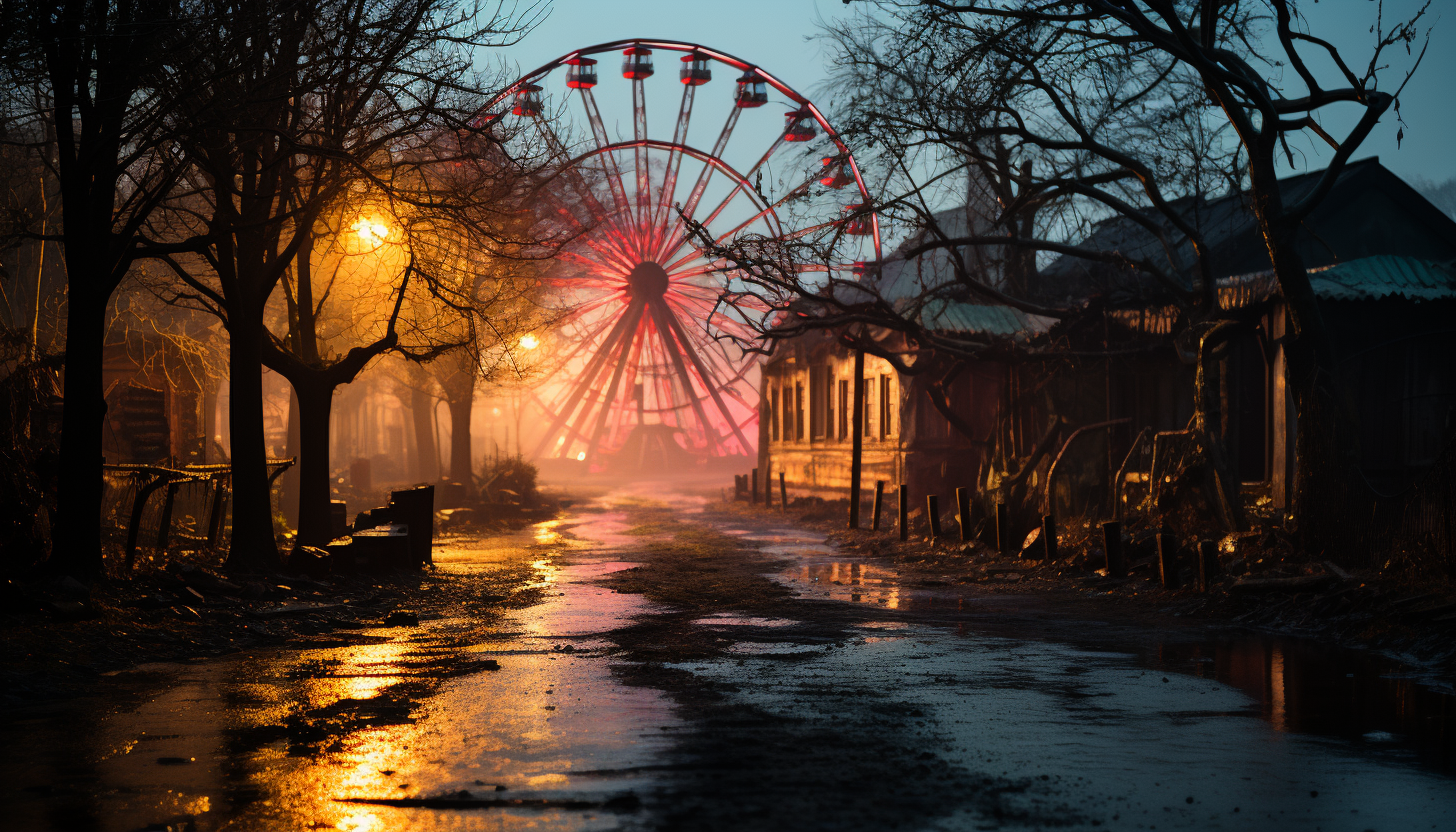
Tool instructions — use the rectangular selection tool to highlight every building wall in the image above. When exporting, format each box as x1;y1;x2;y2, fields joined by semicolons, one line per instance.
759;331;1009;506
760;332;906;496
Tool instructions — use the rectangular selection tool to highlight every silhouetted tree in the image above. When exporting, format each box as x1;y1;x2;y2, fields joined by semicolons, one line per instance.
708;0;1428;536
1;0;203;579
145;0;546;565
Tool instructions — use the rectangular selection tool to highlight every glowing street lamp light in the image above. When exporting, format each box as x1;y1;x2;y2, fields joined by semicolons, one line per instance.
353;217;392;244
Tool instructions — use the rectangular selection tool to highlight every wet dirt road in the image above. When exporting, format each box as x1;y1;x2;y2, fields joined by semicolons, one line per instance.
3;485;1454;831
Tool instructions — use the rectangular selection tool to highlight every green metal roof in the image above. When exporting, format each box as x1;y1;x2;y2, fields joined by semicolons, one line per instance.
1309;255;1456;301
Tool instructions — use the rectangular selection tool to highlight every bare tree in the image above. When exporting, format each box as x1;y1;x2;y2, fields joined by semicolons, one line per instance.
1;0;206;579
707;0;1428;536
143;0;544;567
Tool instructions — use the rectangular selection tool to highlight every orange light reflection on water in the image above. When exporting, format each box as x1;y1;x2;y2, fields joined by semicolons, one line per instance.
794;561;901;608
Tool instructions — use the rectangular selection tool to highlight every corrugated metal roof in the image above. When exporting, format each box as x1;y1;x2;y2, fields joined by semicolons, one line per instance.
1107;256;1454;337
1309;255;1456;301
915;299;1051;339
1218;255;1455;307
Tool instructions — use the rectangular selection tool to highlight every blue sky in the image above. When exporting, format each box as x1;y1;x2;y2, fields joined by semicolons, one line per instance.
501;0;1454;188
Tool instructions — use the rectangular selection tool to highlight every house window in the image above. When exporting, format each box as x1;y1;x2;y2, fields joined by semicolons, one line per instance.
838;379;849;439
809;366;827;438
770;386;780;441
863;376;875;437
794;381;805;440
879;374;895;438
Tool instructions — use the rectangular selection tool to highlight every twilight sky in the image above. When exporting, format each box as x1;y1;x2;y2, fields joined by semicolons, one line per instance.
501;0;1455;188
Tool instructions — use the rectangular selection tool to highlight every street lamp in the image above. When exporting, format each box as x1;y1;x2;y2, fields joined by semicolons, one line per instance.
352;216;392;245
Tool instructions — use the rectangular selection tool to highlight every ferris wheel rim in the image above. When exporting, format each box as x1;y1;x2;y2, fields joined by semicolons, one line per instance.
486;38;882;261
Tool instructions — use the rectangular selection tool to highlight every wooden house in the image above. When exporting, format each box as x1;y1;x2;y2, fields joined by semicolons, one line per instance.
760;159;1456;548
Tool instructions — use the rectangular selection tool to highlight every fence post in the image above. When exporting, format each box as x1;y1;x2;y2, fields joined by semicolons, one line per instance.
751;468;759;504
956;487;971;543
207;476;229;548
926;495;942;543
1197;539;1219;592
898;485;909;542
155;480;181;550
779;471;788;512
871;480;885;532
1042;514;1058;561
1157;525;1179;589
1102;520;1125;577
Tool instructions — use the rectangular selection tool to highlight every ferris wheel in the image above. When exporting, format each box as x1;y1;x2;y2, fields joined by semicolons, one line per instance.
496;39;881;466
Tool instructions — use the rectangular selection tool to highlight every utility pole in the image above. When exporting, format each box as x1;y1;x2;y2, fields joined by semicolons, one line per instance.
848;348;865;528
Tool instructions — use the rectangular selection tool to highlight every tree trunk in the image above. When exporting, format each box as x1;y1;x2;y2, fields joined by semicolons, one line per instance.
224;316;280;570
411;384;439;483
52;292;108;581
447;392;474;496
293;383;336;548
279;386;301;528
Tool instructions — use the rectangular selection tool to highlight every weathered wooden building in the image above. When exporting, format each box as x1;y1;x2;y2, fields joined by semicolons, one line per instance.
761;159;1456;551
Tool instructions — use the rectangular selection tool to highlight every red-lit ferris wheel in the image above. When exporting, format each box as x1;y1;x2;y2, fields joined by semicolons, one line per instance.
497;40;881;466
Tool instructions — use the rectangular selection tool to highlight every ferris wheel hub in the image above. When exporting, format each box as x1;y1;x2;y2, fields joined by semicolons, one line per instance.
626;261;671;298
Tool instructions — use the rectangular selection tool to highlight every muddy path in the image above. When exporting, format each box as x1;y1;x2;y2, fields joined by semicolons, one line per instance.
2;484;1454;831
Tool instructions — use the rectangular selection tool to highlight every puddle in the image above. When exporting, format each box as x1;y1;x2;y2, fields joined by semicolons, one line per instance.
767;541;1456;778
721;642;829;656
692;614;800;628
673;630;1456;830
783;559;906;607
0;515;676;832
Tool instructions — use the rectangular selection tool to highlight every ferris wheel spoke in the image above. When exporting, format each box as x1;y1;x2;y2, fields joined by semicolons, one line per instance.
582;310;646;462
778;217;845;244
697;175;815;255
549;307;625;380
620;325;648;419
531;298;645;459
540;190;634;266
559;292;627;327
645;298;722;453
662;134;785;264
649;82;696;257
654;296;754;456
555;248;630;282
531;117;618;228
653;106;742;263
666;288;726;317
577;88;634;229
631;79;651;249
667;262;728;283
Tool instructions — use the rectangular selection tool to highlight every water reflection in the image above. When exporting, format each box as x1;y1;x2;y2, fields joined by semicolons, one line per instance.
0;518;677;832
1150;635;1456;771
786;559;903;608
771;544;1456;771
